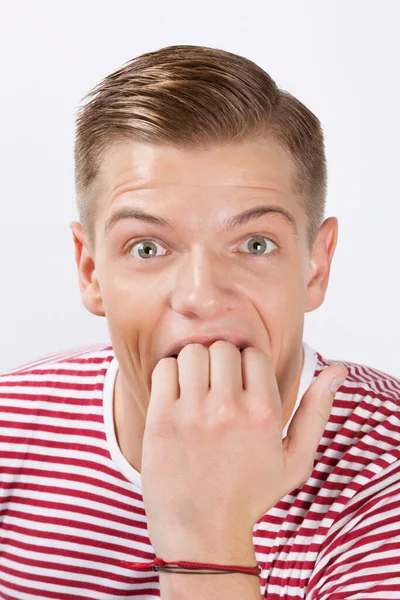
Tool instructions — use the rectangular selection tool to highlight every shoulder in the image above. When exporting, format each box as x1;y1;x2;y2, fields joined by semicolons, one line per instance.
314;350;400;407
310;350;400;479
310;350;399;467
306;351;400;598
0;343;115;396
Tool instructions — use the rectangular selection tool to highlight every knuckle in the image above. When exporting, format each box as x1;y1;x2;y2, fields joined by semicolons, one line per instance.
251;405;275;422
214;403;238;427
247;397;277;424
178;412;202;435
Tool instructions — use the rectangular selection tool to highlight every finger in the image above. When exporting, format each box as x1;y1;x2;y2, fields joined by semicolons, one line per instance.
208;341;243;398
176;343;209;407
147;357;180;431
283;366;349;486
242;347;282;425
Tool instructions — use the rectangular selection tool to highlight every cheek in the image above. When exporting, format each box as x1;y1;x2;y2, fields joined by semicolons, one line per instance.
100;268;156;319
254;271;305;337
105;289;165;365
259;267;304;308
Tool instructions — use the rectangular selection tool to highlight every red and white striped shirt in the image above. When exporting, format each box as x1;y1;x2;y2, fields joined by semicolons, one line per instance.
0;342;399;599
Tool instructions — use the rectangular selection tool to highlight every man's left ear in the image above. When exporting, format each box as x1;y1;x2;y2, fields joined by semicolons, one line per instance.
304;217;339;313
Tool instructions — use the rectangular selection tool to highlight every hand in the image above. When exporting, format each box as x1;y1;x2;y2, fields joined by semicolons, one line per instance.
141;341;348;562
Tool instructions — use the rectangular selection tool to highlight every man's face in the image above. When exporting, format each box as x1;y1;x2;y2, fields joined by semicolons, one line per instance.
71;138;337;413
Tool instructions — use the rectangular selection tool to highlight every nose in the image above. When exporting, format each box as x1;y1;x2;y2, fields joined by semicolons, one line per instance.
170;247;241;319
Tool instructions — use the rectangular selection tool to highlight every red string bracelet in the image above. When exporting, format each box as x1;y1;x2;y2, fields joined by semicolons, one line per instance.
122;557;261;576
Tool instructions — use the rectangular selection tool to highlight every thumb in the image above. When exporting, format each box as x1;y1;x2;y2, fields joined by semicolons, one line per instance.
283;365;349;487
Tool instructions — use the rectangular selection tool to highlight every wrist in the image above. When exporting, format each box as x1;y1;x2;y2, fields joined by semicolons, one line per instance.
153;533;256;565
154;558;261;574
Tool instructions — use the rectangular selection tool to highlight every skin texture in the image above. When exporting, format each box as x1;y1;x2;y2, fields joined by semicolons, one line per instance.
70;138;340;475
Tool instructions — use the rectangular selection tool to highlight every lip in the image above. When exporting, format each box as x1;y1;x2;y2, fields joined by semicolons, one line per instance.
164;334;253;358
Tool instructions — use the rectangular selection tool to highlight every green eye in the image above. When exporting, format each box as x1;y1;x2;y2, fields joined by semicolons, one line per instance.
127;235;277;260
129;239;167;260
239;236;277;256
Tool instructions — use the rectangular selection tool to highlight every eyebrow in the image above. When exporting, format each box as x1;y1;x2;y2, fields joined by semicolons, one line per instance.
104;204;299;240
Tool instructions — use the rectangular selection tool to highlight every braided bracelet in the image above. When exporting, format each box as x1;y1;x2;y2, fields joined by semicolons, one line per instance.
122;557;261;576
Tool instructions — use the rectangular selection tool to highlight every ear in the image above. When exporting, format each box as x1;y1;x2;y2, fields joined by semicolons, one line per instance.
304;217;339;313
69;221;106;317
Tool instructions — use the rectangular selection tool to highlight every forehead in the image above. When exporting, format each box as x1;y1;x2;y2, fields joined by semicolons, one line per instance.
98;138;298;206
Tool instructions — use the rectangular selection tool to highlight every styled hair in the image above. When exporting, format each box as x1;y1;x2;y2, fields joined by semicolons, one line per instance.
74;45;327;252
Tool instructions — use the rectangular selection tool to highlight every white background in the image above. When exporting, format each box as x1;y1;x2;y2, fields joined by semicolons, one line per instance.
0;0;399;376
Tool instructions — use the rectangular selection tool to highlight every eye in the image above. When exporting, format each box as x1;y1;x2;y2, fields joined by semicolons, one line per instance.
238;235;277;256
128;239;168;260
126;234;278;261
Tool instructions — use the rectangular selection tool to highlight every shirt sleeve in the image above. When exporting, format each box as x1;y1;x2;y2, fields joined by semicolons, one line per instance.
307;459;400;600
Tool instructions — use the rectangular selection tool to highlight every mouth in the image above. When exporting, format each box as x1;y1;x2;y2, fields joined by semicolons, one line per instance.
170;346;245;359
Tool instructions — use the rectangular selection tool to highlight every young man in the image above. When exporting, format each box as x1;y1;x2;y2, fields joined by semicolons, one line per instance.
0;45;399;600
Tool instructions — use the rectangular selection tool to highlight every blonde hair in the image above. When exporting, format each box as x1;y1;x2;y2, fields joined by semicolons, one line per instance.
74;45;327;251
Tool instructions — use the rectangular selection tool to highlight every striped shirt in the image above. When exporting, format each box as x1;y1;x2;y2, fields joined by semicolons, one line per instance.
0;342;399;599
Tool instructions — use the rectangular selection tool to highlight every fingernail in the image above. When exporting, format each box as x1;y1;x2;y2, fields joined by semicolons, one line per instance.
330;375;347;394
